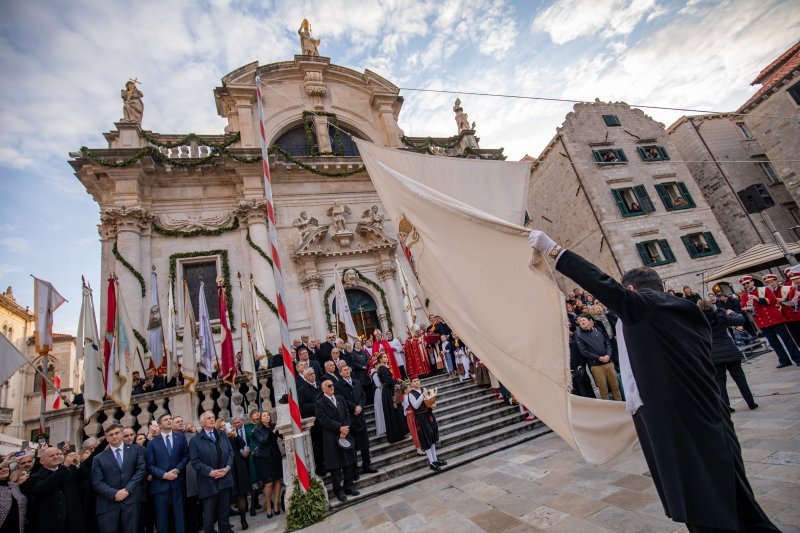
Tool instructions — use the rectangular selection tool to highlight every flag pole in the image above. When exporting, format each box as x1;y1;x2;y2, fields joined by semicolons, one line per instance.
255;75;311;491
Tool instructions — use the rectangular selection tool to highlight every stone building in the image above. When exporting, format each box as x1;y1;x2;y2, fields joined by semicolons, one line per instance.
667;114;798;254
736;40;800;207
527;101;736;294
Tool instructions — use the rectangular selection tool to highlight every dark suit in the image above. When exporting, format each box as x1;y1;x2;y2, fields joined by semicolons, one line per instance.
91;443;146;533
189;429;234;533
297;359;322;380
315;394;356;496
298;380;325;475
146;432;189;533
22;463;85;533
556;250;777;532
317;341;334;365
335;377;371;469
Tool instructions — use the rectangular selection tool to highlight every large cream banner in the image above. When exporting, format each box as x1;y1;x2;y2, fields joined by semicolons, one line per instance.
356;140;636;465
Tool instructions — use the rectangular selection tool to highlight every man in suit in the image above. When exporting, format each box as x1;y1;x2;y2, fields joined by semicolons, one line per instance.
140;367;166;393
21;445;85;533
298;367;325;476
91;421;147;533
335;365;377;476
317;333;336;366
322;360;341;384
189;411;234;533
529;230;778;532
146;413;190;533
296;347;322;378
315;379;359;503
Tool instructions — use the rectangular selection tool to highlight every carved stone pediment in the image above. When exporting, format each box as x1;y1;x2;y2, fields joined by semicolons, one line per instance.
292;224;331;259
355;222;397;246
157;212;233;231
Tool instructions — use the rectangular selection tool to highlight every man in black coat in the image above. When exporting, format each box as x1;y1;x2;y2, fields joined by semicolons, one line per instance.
296;347;322;378
529;230;777;532
189;411;235;533
335;365;378;475
298;367;325;476
316;333;335;366
315;379;359;503
322;360;342;385
91;422;147;533
22;445;85;533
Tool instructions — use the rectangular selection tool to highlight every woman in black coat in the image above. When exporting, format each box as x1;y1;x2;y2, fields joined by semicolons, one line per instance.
698;300;758;411
377;352;408;443
252;411;283;518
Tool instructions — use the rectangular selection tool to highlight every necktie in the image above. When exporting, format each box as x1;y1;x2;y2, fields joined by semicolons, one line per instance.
165;434;172;455
330;396;337;407
239;428;245;441
114;448;123;467
208;431;216;442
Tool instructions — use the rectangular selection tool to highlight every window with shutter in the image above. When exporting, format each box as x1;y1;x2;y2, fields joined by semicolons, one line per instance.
633;185;655;213
635;240;675;267
681;235;699;258
603;114;621;126
681;232;720;258
658;240;676;263
676;182;696;208
594;149;627;166
704;232;720;253
639;145;670;161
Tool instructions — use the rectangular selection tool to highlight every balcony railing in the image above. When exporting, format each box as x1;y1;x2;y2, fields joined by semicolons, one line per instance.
0;407;13;425
740;138;765;157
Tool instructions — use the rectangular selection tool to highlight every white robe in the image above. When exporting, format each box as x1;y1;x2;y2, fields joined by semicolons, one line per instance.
372;370;386;436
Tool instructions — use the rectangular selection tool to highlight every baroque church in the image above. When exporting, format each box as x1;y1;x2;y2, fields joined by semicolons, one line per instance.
70;28;504;360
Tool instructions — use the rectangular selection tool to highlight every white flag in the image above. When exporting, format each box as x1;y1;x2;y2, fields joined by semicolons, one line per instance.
198;281;216;377
77;283;105;421
33;277;66;352
147;271;165;368
181;281;198;393
333;266;359;342
249;277;268;365
109;282;137;410
166;281;178;380
238;279;257;387
0;334;27;384
396;254;419;329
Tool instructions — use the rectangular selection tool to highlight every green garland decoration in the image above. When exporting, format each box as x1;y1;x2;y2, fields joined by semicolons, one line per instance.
141;130;241;150
401;135;460;154
253;284;279;317
245;229;274;269
168;249;235;332
112;241;146;297
132;329;149;352
285;477;327;531
301;110;347;156
79;145;366;178
457;146;505;160
153;217;240;238
323;268;393;332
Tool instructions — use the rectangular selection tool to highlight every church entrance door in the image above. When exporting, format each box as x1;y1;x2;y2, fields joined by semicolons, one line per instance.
332;288;379;339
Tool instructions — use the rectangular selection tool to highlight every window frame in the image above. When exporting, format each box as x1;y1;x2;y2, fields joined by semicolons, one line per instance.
635;239;676;267
611;185;656;217
787;80;800;106
602;114;621;127
654;181;696;211
637;145;670;162
681;231;721;259
593;148;628;166
757;161;781;184
177;254;223;326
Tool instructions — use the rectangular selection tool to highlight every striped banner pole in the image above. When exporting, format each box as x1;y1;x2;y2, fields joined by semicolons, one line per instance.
255;75;311;491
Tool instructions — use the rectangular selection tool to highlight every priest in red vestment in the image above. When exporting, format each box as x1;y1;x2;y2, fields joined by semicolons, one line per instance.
404;328;430;378
371;329;401;379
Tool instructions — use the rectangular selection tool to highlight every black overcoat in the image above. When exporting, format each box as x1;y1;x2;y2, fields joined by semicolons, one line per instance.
334;377;370;450
703;308;746;364
556;250;746;530
228;430;251;495
22;463;86;533
314;395;357;470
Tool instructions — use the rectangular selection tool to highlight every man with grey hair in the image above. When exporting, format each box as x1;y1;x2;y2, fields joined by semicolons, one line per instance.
229;414;251;529
189;411;234;533
298;367;325;476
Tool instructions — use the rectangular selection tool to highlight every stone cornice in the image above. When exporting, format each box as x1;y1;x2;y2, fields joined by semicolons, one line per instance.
299;274;325;291
100;205;154;235
0;295;33;321
234;199;269;225
376;264;397;281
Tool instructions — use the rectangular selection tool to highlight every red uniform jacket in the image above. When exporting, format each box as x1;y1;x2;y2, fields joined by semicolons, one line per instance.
741;287;785;328
775;284;800;322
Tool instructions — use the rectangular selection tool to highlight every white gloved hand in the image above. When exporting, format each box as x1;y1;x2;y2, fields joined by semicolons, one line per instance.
528;230;557;255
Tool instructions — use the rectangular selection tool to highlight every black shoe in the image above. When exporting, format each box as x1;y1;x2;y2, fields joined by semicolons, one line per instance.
361;466;379;474
336;491;348;503
266;512;273;519
240;517;249;530
429;463;441;472
728;406;736;413
776;363;792;368
344;488;360;496
435;459;447;466
249;507;257;517
353;473;360;481
749;404;759;410
274;509;281;516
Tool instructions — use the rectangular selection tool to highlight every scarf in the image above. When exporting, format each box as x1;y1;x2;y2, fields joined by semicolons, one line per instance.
615;319;643;415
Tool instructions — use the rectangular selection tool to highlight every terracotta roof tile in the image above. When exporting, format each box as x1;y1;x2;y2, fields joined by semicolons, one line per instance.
738;40;800;113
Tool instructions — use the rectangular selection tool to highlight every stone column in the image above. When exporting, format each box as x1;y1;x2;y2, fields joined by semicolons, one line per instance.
236;200;280;354
300;272;327;339
372;97;404;148
376;263;406;333
235;95;256;148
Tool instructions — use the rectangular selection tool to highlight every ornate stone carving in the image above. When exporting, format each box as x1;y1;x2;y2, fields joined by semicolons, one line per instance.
303;70;327;98
359;205;385;230
327;201;351;233
300;273;324;291
100;205;154;234
343;269;358;287
234;199;268;225
292;211;320;242
376;264;397;281
454;98;471;133
121;79;144;124
298;19;320;56
157;212;233;231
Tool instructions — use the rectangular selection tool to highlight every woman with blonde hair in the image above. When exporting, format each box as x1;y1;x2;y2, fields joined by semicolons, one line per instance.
0;453;27;532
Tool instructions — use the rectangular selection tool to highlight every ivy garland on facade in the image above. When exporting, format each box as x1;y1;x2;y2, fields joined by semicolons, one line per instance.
253;284;279;317
457;146;505;160
112;241;146;297
141;130;241;150
245;229;274;269
323;268;392;332
152;217;240;238
133;329;149;353
301;110;347;156
168;249;235;332
401;135;460;154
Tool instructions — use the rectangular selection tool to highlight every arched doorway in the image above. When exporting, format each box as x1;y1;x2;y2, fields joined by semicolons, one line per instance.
332;288;379;340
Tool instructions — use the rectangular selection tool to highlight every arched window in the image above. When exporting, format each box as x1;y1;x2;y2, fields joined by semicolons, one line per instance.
1;325;6;337
273;124;311;156
32;358;56;394
328;125;360;156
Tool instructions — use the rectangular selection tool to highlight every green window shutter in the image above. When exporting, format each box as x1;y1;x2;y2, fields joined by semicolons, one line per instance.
611;189;629;216
617;149;628;162
659;239;676;263
659;146;670;160
593;150;603;163
681;235;698;258
634;185;655;213
677;182;696;208
637;147;647;160
603;114;621;126
704;232;720;253
654;183;672;210
636;242;652;266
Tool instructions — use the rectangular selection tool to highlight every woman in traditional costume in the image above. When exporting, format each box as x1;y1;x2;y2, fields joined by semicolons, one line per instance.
378;352;408;443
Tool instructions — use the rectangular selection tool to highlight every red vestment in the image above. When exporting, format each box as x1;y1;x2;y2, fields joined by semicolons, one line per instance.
372;340;401;379
404;337;430;378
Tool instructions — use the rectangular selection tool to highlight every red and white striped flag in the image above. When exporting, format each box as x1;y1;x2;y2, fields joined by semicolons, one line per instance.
51;374;61;409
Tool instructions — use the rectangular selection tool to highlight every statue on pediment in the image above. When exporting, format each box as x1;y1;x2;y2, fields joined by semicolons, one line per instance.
121;79;144;124
292;211;319;241
327;201;351;233
360;205;385;229
298;19;320;56
343;269;358;287
453;98;470;133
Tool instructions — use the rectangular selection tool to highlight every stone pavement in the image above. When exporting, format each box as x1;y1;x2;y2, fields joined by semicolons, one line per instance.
249;350;800;532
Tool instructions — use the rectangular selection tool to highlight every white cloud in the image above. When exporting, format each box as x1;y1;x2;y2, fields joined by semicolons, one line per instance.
0;237;30;254
532;0;659;45
0;264;21;279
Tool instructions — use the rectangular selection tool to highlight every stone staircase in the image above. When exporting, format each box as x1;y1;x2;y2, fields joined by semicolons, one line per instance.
324;372;551;510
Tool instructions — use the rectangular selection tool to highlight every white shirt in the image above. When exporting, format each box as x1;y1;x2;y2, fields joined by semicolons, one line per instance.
325;393;337;407
161;431;173;447
110;443;125;465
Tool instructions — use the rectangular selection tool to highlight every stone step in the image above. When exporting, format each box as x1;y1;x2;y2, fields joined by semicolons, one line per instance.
323;412;545;492
326;422;552;510
364;386;496;424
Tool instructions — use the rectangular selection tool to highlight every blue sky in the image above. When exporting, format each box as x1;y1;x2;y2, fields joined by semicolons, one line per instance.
1;0;798;332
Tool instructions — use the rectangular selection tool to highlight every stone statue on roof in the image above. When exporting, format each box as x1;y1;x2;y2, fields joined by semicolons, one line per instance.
121;79;144;124
298;19;320;56
453;98;471;133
